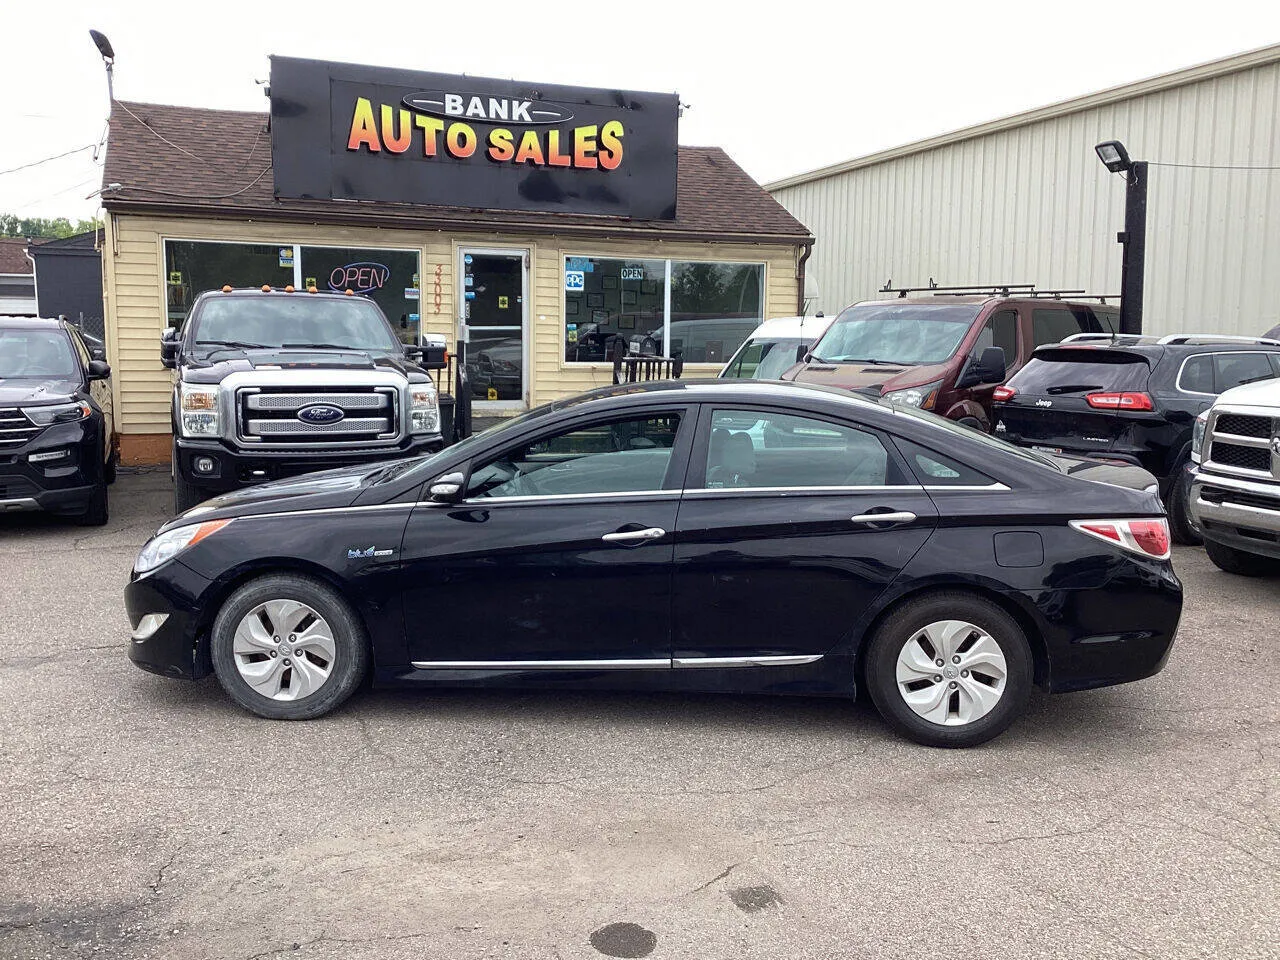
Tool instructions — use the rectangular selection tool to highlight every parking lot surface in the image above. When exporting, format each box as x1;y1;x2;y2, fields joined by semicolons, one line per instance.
1;472;1277;960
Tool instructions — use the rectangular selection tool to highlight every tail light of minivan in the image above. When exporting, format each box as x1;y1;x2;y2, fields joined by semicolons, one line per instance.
992;385;1016;402
1085;392;1154;411
1069;518;1171;560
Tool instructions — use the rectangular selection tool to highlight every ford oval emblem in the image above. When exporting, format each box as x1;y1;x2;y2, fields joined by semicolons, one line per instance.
297;404;344;425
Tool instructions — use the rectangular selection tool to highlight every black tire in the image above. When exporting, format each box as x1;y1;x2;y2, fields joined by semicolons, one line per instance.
73;480;109;527
1202;537;1280;577
104;450;118;485
1166;466;1201;546
172;441;207;514
210;573;370;720
957;417;985;432
864;591;1033;748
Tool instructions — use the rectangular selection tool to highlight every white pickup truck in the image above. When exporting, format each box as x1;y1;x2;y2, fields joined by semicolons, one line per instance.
1189;377;1280;575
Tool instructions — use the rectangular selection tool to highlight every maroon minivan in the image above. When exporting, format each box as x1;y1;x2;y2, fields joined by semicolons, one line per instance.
782;294;1119;430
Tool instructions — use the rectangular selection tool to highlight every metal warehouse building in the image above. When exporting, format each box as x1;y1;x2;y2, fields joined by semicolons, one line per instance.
767;43;1280;335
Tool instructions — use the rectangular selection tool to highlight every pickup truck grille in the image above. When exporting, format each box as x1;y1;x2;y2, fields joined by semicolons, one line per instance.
1214;413;1271;439
0;408;41;447
237;388;400;446
1210;441;1270;472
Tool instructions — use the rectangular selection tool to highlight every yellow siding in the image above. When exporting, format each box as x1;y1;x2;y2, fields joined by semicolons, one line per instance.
102;213;801;434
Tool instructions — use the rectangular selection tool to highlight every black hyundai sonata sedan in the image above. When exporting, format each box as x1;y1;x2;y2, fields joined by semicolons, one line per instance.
125;380;1182;747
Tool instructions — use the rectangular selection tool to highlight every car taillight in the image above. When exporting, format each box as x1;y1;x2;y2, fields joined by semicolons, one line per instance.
1069;518;1171;560
992;385;1016;402
1085;392;1153;411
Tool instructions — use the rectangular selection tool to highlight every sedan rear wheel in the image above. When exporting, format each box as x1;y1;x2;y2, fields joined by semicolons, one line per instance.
210;574;369;720
866;592;1033;747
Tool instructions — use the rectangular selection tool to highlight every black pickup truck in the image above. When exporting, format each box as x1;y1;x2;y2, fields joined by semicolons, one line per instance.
163;287;447;512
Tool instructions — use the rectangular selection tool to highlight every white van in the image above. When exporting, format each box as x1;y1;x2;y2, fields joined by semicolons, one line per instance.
718;315;834;380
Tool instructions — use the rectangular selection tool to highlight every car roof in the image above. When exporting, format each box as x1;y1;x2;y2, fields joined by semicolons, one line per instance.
746;315;835;339
1032;335;1280;359
549;377;885;414
194;288;367;302
849;295;1118;309
0;316;65;329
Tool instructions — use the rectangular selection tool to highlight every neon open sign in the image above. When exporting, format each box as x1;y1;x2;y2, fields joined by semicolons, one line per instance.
328;262;390;294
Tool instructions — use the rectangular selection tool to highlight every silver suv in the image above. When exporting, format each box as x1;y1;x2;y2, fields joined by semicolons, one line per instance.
1189;377;1280;575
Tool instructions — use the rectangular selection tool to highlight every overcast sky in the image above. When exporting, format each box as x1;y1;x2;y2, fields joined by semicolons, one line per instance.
4;0;1280;221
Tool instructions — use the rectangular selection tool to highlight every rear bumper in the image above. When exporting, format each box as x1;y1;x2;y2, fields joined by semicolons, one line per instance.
175;434;444;494
1191;469;1280;560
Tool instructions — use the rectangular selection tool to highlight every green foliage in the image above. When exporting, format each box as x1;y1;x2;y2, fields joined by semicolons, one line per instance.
0;214;101;239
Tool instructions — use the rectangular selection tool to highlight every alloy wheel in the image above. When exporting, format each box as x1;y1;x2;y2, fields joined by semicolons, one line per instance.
232;599;337;701
894;619;1008;726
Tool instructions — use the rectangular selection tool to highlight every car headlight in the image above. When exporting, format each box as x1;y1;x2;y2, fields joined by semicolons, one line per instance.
179;384;220;437
22;401;91;425
410;384;440;434
1191;411;1208;464
883;380;943;410
134;519;232;575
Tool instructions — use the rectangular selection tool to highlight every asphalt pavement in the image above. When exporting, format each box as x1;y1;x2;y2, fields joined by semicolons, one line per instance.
1;471;1277;960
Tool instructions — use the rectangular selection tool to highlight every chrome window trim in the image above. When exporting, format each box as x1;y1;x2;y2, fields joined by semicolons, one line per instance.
672;654;823;669
461;489;679;506
682;484;924;497
922;482;1012;492
412;658;671;670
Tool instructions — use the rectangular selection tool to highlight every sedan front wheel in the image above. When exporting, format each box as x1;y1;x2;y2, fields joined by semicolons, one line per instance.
210;574;369;720
865;592;1033;747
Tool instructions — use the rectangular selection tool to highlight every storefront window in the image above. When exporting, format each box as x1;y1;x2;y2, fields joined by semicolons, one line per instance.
563;257;763;364
669;262;764;364
164;241;292;327
298;246;421;345
563;257;667;362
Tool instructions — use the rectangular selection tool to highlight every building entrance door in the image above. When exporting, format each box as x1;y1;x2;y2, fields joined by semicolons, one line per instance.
461;249;528;409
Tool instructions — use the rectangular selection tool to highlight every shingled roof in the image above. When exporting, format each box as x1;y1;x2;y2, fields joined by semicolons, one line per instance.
102;101;810;243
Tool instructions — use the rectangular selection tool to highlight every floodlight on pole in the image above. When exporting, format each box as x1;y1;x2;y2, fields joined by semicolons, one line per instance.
1095;139;1146;334
89;29;115;102
1094;140;1132;174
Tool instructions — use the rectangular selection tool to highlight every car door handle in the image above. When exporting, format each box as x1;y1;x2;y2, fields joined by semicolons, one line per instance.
601;527;667;544
849;511;917;525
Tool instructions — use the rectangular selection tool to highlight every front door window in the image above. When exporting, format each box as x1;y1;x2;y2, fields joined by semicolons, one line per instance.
463;252;525;405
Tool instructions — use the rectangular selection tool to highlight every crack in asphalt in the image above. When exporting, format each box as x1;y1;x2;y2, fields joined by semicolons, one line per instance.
689;861;739;893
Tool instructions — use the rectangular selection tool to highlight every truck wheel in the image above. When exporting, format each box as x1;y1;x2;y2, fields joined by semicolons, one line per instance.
1202;538;1280;577
1166;467;1201;546
172;442;207;514
864;592;1033;748
74;480;109;527
209;573;370;720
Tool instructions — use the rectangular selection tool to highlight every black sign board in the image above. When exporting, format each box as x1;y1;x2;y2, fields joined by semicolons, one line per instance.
270;57;679;220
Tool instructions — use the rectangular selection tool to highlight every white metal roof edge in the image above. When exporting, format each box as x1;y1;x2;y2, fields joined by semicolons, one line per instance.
764;41;1280;192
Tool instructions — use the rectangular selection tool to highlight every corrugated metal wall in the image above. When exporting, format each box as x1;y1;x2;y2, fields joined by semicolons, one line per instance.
770;57;1280;337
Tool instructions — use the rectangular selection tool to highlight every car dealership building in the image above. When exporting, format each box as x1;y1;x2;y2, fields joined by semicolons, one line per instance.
99;57;811;463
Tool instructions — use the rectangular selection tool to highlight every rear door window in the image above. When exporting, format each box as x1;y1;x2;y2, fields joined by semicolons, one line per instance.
1008;350;1151;394
1215;353;1276;391
1031;307;1096;348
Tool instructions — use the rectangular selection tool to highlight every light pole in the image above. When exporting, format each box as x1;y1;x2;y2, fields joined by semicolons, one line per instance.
1095;140;1147;335
89;30;115;104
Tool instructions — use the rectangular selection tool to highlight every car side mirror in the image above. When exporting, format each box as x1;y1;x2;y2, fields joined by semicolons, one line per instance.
87;359;111;381
161;327;181;369
427;471;466;503
958;346;1006;389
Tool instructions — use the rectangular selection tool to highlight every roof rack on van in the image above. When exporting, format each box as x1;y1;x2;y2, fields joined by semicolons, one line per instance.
880;278;1035;299
1156;334;1280;346
1025;291;1120;302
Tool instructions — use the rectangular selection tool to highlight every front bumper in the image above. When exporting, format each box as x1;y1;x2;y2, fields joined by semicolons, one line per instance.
0;417;104;516
1191;469;1280;560
174;433;444;494
124;559;215;680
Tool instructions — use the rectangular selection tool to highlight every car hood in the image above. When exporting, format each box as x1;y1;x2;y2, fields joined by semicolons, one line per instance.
0;377;80;406
785;359;950;393
1215;377;1280;407
183;349;424;384
159;461;390;532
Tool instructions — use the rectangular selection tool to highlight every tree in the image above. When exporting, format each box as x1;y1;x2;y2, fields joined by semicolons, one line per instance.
0;214;101;239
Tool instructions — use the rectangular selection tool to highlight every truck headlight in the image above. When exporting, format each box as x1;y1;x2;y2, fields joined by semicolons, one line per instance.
410;385;439;434
22;401;92;425
179;385;220;437
883;380;942;410
1191;411;1208;464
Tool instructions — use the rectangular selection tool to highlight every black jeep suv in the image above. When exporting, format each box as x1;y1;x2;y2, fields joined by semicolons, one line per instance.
0;316;115;525
993;334;1280;544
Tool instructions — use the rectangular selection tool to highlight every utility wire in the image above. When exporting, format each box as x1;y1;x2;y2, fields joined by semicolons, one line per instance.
1148;160;1280;171
0;144;95;177
115;101;211;164
121;164;273;200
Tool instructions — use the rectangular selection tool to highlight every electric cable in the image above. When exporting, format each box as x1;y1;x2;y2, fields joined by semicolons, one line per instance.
0;145;95;177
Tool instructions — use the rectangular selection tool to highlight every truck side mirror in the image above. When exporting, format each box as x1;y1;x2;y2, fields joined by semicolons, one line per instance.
160;327;181;369
427;471;466;503
958;346;1006;389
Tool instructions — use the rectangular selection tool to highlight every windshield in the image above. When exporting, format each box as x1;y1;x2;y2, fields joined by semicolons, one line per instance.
886;401;1058;470
0;328;78;378
721;337;805;380
189;297;401;356
813;302;981;365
